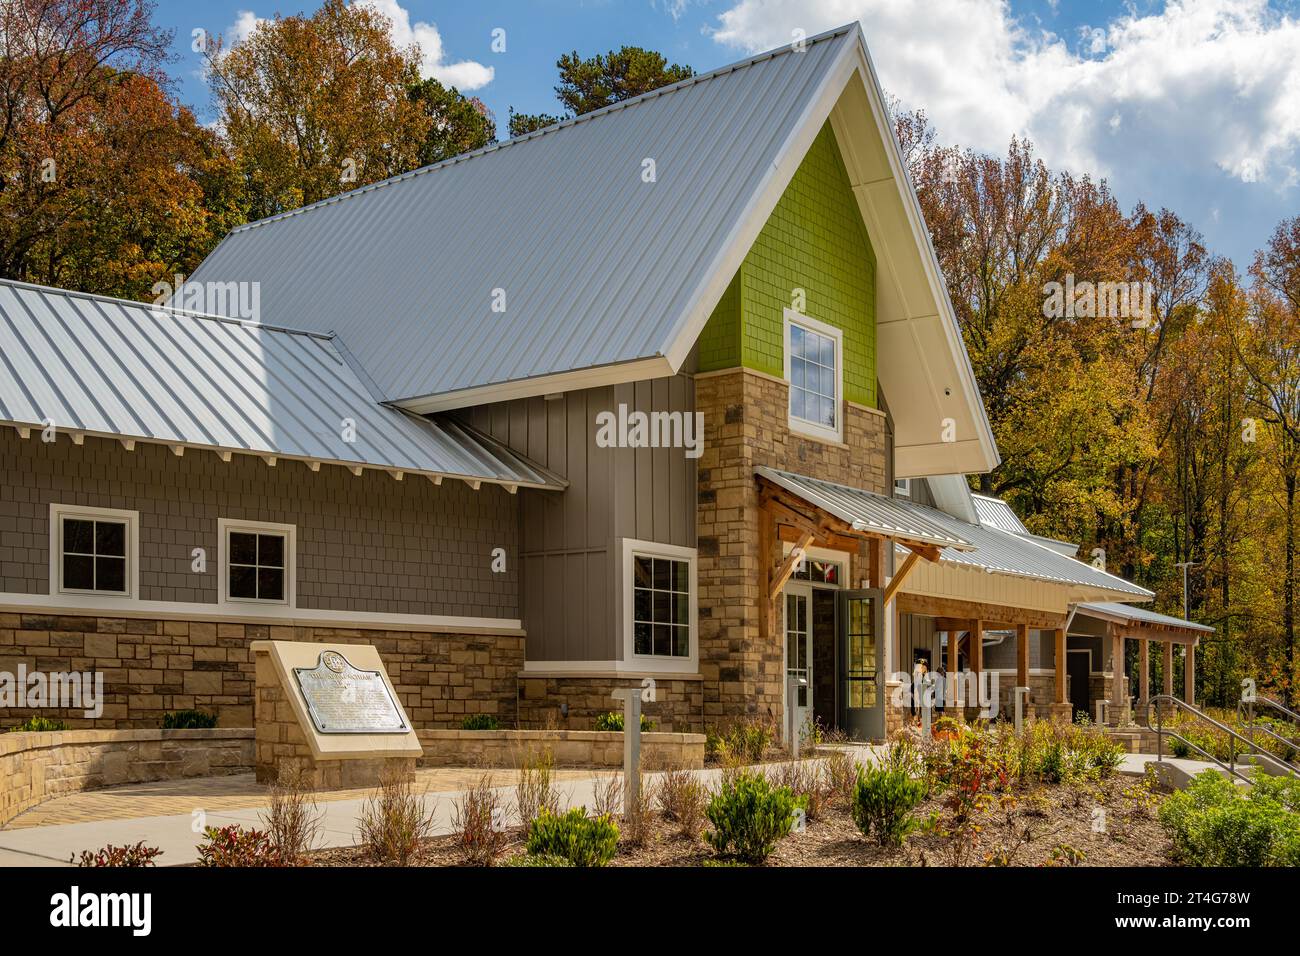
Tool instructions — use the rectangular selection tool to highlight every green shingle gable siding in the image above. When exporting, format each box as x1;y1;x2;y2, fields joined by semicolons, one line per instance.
697;121;877;408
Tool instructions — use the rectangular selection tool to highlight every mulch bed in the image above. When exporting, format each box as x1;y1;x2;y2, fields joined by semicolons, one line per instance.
307;775;1172;868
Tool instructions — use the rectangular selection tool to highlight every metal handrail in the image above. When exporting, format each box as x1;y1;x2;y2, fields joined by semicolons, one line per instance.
1148;694;1297;782
1238;695;1300;755
1256;694;1300;728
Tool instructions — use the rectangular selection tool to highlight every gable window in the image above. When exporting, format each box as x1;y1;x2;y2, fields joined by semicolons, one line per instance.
52;505;137;597
219;519;294;606
622;539;697;671
783;309;843;443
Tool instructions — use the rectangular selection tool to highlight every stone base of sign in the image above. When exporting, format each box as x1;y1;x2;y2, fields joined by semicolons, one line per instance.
252;640;422;790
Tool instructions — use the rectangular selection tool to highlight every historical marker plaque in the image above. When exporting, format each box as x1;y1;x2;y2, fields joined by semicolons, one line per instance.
293;650;409;734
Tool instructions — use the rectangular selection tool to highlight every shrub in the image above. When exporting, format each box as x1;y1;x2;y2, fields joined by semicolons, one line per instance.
825;750;858;805
460;714;500;730
1159;769;1300;867
657;766;709;839
8;716;67;732
501;853;573;867
851;763;927;847
72;842;162;867
592;773;623;819
196;825;280;867
594;711;655;732
452;774;508;865
704;770;799;863
526;808;619;867
515;749;561;835
162;709;217;729
771;760;832;822
261;767;322;864
357;766;434;865
708;718;774;765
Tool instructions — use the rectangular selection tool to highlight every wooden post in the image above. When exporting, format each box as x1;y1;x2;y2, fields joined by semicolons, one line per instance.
1163;641;1174;696
1016;623;1030;690
970;620;984;675
1110;627;1126;725
1054;628;1067;705
1138;637;1150;721
947;629;959;676
1184;642;1196;706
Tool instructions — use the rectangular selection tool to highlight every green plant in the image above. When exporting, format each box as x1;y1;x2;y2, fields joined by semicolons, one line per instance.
357;766;434;865
707;717;774;765
162;709;217;729
460;714;500;730
500;853;573;867
72;841;162;867
196;825;281;867
851;763;927;847
1159;769;1300;867
8;716;67;732
525;808;619;867
704;770;798;863
594;711;654;732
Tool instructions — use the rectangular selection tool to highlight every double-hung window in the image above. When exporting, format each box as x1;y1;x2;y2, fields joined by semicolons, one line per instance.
784;309;844;443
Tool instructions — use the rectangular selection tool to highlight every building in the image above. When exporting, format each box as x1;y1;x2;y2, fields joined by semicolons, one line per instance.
0;24;1205;737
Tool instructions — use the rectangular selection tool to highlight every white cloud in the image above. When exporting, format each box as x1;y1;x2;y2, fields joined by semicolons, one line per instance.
708;0;1300;197
229;10;265;45
353;0;493;90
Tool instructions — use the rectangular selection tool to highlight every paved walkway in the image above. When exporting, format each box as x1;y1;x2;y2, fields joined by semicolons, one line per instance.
0;749;880;867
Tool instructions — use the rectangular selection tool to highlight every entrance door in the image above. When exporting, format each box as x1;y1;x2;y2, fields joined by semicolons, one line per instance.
1067;650;1091;722
784;589;812;736
838;589;884;740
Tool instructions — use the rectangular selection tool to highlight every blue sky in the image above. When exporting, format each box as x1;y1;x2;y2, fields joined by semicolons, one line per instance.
156;0;1300;269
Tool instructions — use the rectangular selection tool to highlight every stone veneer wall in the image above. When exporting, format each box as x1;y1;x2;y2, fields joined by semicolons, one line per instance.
695;367;889;730
0;612;523;730
417;729;705;769
0;728;253;826
515;675;703;733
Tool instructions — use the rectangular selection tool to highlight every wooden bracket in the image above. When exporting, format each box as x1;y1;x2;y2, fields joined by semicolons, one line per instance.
769;530;815;602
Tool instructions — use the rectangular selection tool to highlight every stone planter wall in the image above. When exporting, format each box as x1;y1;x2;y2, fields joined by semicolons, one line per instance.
0;728;253;827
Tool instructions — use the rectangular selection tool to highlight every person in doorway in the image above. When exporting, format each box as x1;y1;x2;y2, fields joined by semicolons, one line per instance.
911;656;928;721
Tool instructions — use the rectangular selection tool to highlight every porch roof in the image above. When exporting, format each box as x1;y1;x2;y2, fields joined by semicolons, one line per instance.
1076;601;1214;635
755;467;974;551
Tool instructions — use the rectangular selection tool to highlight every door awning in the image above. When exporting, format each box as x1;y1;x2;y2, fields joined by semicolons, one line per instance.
756;467;974;552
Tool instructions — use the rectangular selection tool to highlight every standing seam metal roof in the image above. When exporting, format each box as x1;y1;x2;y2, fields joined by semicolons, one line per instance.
0;280;565;489
189;26;861;403
1077;601;1214;633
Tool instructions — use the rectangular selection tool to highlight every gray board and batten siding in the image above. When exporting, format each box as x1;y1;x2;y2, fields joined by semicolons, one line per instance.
457;375;697;665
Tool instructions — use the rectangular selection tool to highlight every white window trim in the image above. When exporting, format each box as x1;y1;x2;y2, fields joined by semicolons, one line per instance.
49;504;139;601
894;477;911;498
621;537;698;675
217;518;296;609
783;308;844;444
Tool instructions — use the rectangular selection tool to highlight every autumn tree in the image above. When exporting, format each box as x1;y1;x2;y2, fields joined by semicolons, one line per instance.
0;0;240;298
508;46;692;137
206;0;433;219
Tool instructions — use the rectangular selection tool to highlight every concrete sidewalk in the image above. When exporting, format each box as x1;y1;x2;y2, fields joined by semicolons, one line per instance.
0;748;880;867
